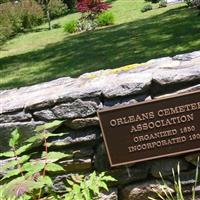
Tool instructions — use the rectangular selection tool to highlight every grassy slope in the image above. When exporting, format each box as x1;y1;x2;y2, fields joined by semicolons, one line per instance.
0;0;200;89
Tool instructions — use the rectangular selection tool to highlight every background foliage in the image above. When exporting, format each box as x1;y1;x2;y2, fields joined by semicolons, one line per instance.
0;0;44;41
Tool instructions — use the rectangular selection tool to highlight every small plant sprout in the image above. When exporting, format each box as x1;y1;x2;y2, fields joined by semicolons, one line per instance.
148;158;200;200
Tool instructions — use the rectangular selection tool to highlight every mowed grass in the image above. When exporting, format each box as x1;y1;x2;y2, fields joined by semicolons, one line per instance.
0;0;200;89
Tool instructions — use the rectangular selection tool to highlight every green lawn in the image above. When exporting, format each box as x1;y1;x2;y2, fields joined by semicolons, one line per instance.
0;0;200;89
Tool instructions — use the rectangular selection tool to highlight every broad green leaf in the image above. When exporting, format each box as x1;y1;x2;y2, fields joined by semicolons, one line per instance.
19;194;32;200
0;151;14;158
42;151;72;162
46;141;70;147
25;134;43;143
22;161;45;174
99;171;106;177
82;184;91;200
15;144;33;156
35;120;63;132
67;179;74;186
26;132;65;143
98;181;108;191
73;184;81;194
0;144;32;158
1;155;30;171
101;175;117;182
37;176;53;187
9;129;20;148
29;181;45;190
45;163;64;172
1;168;21;180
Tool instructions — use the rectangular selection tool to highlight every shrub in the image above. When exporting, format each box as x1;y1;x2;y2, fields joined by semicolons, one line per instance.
20;0;44;28
185;0;194;6
159;0;167;7
64;20;78;33
0;19;14;42
49;0;68;19
96;11;114;26
141;4;153;12
76;0;111;31
0;0;44;42
184;0;200;11
76;0;111;14
0;121;116;199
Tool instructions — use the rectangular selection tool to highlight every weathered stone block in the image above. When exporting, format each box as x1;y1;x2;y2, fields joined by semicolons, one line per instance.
48;127;101;147
109;163;150;186
0;121;44;151
102;72;152;98
99;188;118;200
94;142;110;171
121;180;172;200
152;65;200;86
185;152;200;166
52;99;101;119
0;111;32;123
150;158;190;178
59;158;92;173
33;109;56;121
65;117;99;129
103;94;151;107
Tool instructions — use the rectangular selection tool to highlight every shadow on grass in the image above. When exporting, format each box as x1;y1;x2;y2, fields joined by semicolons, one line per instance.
0;6;200;89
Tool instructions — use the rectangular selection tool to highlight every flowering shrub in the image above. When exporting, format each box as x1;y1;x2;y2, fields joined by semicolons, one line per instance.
75;0;111;31
76;0;111;14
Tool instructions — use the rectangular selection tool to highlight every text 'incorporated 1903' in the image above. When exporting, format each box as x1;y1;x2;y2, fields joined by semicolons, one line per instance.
98;91;200;167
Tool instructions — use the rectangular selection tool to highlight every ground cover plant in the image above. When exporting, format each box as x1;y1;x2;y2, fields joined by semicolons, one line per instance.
0;0;200;89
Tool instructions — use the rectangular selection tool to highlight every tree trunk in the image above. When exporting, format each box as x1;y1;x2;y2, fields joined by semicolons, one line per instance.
46;8;52;30
44;0;51;30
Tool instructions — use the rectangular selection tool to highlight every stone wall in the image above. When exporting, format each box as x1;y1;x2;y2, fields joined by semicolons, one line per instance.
1;50;200;200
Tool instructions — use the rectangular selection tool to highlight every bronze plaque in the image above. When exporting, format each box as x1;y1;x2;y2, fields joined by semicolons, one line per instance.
97;91;200;167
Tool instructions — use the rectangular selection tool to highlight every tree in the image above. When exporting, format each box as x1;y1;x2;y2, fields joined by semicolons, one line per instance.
38;0;52;30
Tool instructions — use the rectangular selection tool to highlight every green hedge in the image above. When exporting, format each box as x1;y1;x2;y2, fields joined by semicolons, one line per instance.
0;0;44;42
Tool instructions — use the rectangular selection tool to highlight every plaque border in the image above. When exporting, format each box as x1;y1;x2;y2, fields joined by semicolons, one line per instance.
97;90;200;167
